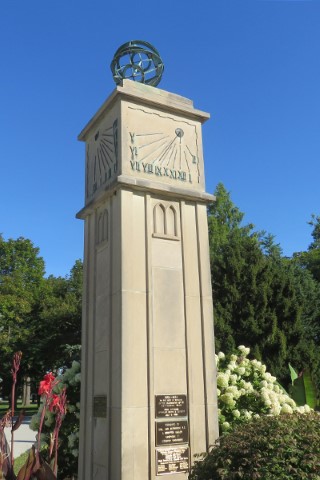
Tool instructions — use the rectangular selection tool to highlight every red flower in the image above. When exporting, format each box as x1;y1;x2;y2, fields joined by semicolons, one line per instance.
38;372;56;396
49;394;61;412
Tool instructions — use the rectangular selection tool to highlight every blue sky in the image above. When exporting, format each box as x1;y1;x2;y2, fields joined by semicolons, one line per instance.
1;0;319;277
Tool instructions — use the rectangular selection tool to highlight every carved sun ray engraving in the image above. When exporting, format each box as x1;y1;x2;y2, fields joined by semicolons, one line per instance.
139;138;170;163
166;145;177;167
127;106;202;185
87;119;118;197
139;135;169;150
156;136;179;166
129;126;199;183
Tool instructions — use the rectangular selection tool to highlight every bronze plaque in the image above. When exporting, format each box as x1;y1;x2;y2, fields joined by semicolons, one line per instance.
156;420;189;446
155;394;187;418
156;446;189;475
93;395;107;418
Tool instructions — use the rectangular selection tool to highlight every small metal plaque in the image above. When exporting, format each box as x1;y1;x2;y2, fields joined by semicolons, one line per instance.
155;394;187;418
93;395;107;418
156;420;189;446
156;446;189;475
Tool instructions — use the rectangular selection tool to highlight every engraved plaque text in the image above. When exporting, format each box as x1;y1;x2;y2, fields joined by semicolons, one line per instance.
156;446;189;475
93;395;107;418
155;394;187;418
156;420;189;446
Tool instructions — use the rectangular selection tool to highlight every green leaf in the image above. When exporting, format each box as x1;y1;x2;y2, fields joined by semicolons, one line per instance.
289;376;306;406
288;363;298;385
302;369;317;409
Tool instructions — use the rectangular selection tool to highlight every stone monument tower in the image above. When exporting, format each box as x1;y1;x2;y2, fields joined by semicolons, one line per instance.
77;41;219;480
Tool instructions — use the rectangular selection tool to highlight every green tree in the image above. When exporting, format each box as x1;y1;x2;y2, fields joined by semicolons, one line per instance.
0;235;45;351
209;184;320;388
0;236;46;397
294;214;320;282
35;259;83;373
0;236;82;399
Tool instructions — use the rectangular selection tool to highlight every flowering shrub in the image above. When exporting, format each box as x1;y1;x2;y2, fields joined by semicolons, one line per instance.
30;361;80;479
35;372;67;476
216;346;311;432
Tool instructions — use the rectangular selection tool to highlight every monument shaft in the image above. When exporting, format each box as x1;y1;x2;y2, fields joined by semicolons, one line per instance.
77;80;219;480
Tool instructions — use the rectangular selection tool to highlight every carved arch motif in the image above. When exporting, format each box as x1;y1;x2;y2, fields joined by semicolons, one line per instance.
166;205;177;237
97;208;108;245
153;203;165;235
153;202;179;240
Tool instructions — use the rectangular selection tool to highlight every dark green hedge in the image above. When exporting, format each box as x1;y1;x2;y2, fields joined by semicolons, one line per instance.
189;412;320;480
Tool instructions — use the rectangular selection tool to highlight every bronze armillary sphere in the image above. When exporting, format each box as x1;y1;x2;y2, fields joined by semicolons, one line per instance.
110;40;164;87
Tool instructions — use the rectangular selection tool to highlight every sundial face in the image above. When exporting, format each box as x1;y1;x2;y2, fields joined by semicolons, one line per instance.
86;118;119;199
81;85;207;202
124;105;204;189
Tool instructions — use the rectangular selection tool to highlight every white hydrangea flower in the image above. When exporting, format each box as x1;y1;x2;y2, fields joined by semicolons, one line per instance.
235;366;245;376
218;351;225;360
227;361;237;371
238;345;250;356
216;346;313;434
226;386;240;398
242;410;252;420
229;374;238;384
287;398;296;407
281;404;293;414
217;373;229;388
242;381;253;392
270;404;281;415
296;405;309;414
220;393;236;408
221;422;231;431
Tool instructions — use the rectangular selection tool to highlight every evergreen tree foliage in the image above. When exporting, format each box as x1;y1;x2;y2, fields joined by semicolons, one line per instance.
209;184;320;389
293;214;320;282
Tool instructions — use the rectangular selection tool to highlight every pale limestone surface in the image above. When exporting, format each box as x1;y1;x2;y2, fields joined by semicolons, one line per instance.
77;80;219;480
4;418;37;459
